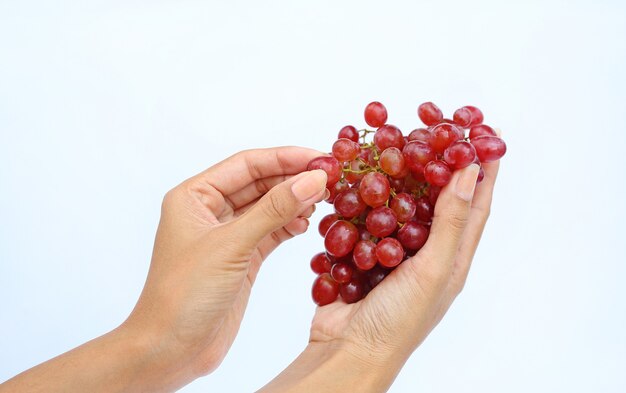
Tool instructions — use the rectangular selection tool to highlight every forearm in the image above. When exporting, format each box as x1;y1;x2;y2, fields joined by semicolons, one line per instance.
258;342;404;393
0;324;192;393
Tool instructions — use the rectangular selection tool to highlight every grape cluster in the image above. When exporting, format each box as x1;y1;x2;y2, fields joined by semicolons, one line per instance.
308;101;506;306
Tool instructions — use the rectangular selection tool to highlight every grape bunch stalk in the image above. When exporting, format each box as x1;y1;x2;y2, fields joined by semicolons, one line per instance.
307;101;507;306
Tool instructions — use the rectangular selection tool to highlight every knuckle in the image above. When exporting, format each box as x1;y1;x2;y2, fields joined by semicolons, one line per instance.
446;212;469;231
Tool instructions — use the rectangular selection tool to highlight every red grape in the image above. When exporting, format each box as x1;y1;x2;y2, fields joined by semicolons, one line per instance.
332;138;360;162
424;160;453;187
340;277;365;303
471;136;507;162
310;252;333;274
430;123;464;154
464;105;484;126
453;107;472;128
414;196;434;222
334;188;367;218
469;124;496;140
397;221;429;250
402;141;436;176
307;156;342;186
390;193;417;223
353;240;378;270
379;147;406;176
374;124;405;151
331;262;353;284
367;266;389;288
359;172;391;208
443;140;477;169
366;206;398;238
408;128;431;143
324;220;358;257
338;125;359;142
312;273;339;306
376;238;404;268
326;179;349;204
318;213;339;237
418;102;443;125
364;101;388;127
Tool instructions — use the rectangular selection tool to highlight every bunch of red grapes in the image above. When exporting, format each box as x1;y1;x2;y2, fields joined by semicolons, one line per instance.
307;101;507;306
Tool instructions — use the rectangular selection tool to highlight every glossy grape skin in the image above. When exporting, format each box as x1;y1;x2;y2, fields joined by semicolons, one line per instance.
402;141;436;176
375;238;404;268
379;147;406;176
469;124;497;140
430;123;464;154
310;252;333;274
477;166;485;183
338;125;359;142
340;277;365;304
453;107;472;128
324;220;358;257
359;172;391;208
331;262;354;284
307;156;342;186
428;186;442;205
471;136;507;162
424;160;453;187
334;188;367;218
332;138;360;162
312;273;340;306
464;105;484;126
408;128;431;143
414;196;434;223
444;140;478;169
353;240;378;270
366;206;398;238
388;177;405;193
397;221;429;250
374;124;405;151
417;102;443;125
318;213;339;237
390;193;417;223
364;101;388;127
325;179;349;204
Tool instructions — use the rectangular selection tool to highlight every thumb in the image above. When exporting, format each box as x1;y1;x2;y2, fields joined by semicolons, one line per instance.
234;169;328;248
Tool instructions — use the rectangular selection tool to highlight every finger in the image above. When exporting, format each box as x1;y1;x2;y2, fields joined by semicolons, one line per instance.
232;169;327;249
409;164;480;284
226;174;294;209
450;160;500;289
192;147;326;196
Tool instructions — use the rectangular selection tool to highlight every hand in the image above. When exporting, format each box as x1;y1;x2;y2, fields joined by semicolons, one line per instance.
261;161;499;392
0;146;328;393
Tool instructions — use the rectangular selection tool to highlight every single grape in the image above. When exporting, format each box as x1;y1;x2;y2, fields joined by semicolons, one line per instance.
332;138;360;162
444;140;478;169
366;206;398;238
324;220;358;257
430;123;464;154
464;105;484;126
402;141;436;176
318;213;339;237
418;102;443;125
334;188;367;218
408;128;431;143
428;186;442;205
340;277;365;304
379;147;406;176
477;166;485;183
414;196;434;223
326;179;349;204
471;136;507;162
424;160;453;187
359;172;391;208
469;124;496;140
338;125;359;142
390;193;417;223
312;273;339;306
374;124;405;151
331;262;354;284
397;221;429;250
307;156;342;186
353;240;378;270
310;252;333;274
364;101;388;127
367;266;389;288
376;238;404;268
453;107;472;128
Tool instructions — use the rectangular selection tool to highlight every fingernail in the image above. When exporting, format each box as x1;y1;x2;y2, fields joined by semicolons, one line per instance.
455;164;480;201
292;170;327;202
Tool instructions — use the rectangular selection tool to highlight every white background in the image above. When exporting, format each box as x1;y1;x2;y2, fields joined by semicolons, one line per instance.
1;1;625;392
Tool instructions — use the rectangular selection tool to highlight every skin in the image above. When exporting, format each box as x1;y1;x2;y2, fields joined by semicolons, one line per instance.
0;145;499;393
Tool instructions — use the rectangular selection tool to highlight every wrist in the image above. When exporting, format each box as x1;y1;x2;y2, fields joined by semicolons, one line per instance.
259;340;405;393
